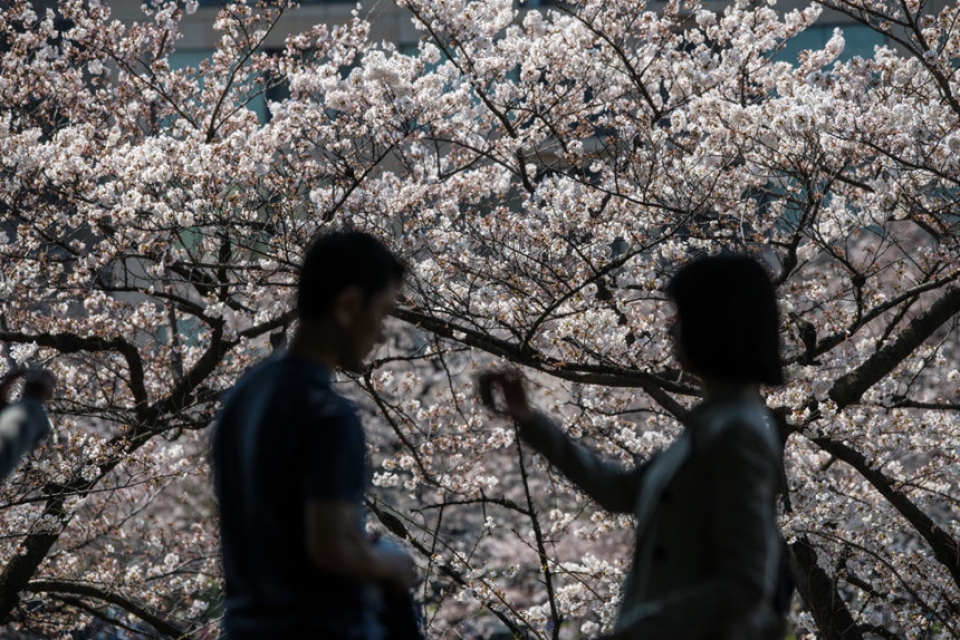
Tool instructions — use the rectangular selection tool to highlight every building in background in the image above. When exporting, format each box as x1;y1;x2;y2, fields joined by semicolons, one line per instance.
19;0;941;124
97;0;913;121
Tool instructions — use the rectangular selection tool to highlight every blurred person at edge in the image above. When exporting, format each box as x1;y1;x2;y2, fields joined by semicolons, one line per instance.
480;254;788;640
0;368;56;482
212;231;421;640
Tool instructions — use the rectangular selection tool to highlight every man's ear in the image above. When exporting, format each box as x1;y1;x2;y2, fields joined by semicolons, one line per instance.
333;285;365;328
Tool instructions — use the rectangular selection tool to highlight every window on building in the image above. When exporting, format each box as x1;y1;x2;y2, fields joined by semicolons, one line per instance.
197;0;356;5
197;0;554;5
774;23;887;63
169;49;283;123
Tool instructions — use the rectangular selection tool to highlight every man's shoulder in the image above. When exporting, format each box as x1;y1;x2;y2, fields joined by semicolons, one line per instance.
229;356;325;400
304;385;355;423
272;362;359;429
220;356;360;430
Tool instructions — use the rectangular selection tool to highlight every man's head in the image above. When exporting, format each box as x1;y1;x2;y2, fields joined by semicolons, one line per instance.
666;253;783;386
296;230;406;372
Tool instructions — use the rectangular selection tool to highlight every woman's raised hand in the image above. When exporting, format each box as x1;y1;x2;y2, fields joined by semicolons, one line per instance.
476;369;536;426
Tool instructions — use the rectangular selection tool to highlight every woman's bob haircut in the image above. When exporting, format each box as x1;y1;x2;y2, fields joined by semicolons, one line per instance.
666;253;784;386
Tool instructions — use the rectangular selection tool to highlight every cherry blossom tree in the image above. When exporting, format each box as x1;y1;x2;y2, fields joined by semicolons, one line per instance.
0;0;958;637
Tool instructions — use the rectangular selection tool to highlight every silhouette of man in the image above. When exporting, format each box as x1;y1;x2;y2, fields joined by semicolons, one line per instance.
212;230;417;640
0;368;55;482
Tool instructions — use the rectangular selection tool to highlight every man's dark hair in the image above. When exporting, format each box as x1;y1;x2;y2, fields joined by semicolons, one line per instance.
666;253;784;386
296;230;405;320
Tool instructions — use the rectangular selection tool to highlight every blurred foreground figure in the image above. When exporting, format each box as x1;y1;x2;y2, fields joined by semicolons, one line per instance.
212;231;420;640
481;254;788;640
0;368;55;482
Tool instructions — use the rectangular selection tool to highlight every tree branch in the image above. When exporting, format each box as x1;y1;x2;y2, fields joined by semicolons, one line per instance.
829;286;960;408
392;307;692;420
788;535;864;640
0;330;149;414
809;434;960;589
514;430;562;640
0;325;236;621
26;579;188;639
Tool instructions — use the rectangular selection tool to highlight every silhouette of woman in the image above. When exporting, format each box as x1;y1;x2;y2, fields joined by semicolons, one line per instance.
480;254;787;640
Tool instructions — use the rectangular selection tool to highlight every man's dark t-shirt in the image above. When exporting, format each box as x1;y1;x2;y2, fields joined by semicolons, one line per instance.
212;355;382;639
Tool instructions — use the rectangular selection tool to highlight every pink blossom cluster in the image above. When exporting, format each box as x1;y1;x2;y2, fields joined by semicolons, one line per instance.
0;0;958;637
